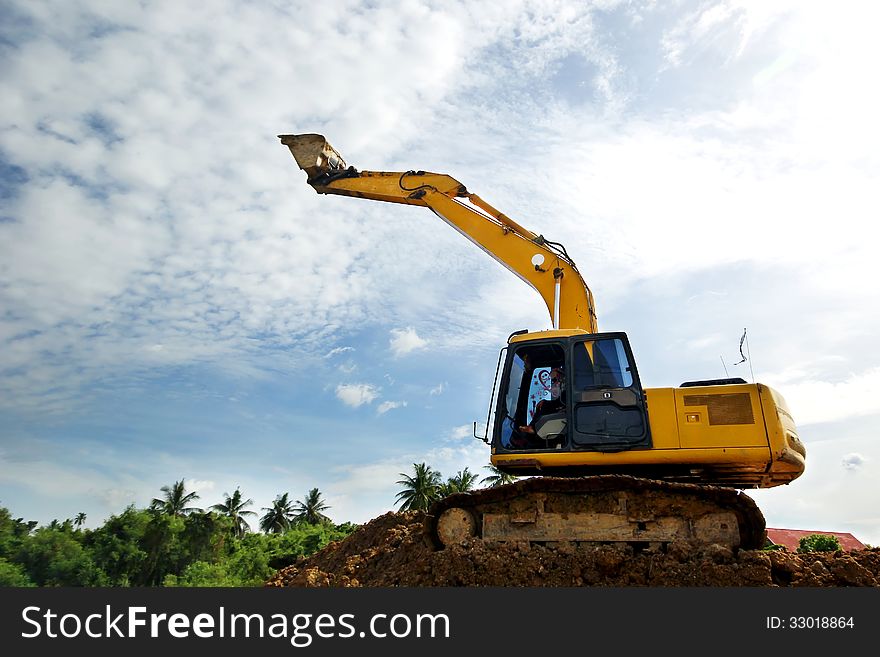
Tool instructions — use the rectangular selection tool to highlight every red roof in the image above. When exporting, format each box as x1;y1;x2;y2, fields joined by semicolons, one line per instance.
765;528;866;552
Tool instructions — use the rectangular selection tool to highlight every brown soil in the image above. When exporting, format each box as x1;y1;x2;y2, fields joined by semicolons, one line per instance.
265;510;880;587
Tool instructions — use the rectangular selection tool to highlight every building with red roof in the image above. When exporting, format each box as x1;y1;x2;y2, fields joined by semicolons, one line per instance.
765;528;866;552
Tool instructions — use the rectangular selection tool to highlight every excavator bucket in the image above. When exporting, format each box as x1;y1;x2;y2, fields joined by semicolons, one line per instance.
278;133;348;180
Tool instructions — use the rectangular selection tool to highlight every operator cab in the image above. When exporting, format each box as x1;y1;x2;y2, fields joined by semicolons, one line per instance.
493;332;651;454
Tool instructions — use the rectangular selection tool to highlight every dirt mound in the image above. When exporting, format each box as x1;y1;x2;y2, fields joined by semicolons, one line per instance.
266;511;880;587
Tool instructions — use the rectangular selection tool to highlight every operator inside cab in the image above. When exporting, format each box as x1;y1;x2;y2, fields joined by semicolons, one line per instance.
515;365;565;443
502;344;568;450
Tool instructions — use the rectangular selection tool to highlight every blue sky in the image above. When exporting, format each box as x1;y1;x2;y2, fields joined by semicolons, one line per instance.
2;0;879;545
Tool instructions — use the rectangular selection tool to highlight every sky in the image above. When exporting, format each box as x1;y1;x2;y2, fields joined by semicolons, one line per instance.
1;0;879;546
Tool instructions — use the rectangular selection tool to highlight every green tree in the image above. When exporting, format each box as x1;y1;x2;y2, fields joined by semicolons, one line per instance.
260;523;359;571
441;467;479;496
180;511;232;566
480;464;517;488
74;512;87;530
0;557;34;586
334;521;360;535
225;536;277;585
260;493;295;534
140;512;186;586
0;507;36;560
151;480;202;517
87;506;233;586
395;463;442;511
164;561;237;587
210;488;256;538
86;506;151;586
16;527;106;586
294;488;331;526
797;534;842;553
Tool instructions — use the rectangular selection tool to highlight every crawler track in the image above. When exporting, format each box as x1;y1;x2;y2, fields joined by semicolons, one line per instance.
426;475;766;550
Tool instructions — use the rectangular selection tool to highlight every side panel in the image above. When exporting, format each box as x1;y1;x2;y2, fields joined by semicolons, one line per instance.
642;388;680;449
673;383;769;448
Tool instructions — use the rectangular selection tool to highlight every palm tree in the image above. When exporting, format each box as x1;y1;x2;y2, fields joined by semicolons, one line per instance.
395;462;442;511
480;464;517;488
442;467;480;496
210;487;257;538
294;488;331;525
74;512;87;530
150;479;202;517
260;493;295;533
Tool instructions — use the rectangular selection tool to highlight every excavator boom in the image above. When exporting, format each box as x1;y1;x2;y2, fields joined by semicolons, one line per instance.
279;134;597;332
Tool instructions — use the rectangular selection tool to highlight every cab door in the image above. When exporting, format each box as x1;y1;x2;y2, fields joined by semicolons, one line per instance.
569;333;651;452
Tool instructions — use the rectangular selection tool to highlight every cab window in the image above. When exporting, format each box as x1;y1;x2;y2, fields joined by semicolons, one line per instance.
573;337;633;390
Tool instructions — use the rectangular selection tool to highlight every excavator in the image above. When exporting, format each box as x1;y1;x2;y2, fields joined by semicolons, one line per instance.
279;133;806;551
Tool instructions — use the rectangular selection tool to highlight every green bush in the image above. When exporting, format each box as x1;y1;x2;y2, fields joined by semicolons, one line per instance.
17;528;108;586
0;557;35;587
762;543;788;552
797;534;841;553
164;561;238;587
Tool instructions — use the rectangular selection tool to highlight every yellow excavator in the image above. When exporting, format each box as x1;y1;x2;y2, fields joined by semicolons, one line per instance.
279;134;806;551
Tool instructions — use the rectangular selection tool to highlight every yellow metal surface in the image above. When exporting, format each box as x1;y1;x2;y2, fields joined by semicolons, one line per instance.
491;445;772;469
643;387;680;448
508;329;590;343
674;383;767;449
758;384;806;478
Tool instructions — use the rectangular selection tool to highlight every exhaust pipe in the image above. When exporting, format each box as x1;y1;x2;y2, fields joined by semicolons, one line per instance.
278;133;348;180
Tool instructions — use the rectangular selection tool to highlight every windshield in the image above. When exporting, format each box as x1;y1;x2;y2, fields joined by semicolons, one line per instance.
505;354;525;417
573;337;633;390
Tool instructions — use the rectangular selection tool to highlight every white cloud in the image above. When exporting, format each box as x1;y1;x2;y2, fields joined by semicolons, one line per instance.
424;442;491;480
325;346;354;358
97;488;139;511
325;458;419;522
842;453;866;471
430;382;446;396
389;327;428;357
185;479;215;496
447;424;473;441
335;383;380;408
337;361;357;374
769;368;880;427
377;400;407;415
660;1;745;69
330;460;411;495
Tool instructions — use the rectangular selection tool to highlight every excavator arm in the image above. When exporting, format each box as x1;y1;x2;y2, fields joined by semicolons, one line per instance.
279;134;597;332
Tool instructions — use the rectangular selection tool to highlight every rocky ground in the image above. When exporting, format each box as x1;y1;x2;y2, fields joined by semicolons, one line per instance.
266;510;880;587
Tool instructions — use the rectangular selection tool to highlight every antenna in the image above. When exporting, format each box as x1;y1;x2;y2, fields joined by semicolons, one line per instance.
744;329;755;383
720;355;730;377
732;328;755;383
